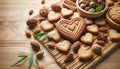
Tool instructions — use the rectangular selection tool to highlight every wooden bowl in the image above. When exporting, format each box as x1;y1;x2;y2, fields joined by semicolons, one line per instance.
76;0;108;18
106;7;120;30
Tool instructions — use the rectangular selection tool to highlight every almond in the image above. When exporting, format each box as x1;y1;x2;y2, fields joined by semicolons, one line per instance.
38;17;46;22
26;18;38;29
99;27;108;33
29;9;33;15
33;28;41;35
30;41;40;51
96;40;105;46
41;0;45;4
45;42;56;49
64;54;74;63
36;51;44;59
51;3;61;12
72;41;81;53
25;30;31;38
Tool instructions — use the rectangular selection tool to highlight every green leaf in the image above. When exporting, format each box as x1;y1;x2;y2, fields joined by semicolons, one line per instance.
35;58;40;67
34;32;48;37
39;34;46;42
45;36;49;43
28;54;34;69
88;8;95;13
95;6;104;12
18;55;28;57
11;56;27;66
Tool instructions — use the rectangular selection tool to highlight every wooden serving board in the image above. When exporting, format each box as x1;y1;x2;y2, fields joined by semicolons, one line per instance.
30;0;120;69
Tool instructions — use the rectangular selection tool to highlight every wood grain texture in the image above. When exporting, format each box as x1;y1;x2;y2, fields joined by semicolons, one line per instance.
0;0;120;69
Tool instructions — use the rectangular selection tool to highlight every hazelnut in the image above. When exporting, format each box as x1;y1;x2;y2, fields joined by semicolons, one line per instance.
89;2;96;8
39;6;49;17
51;4;61;12
92;44;102;55
80;4;86;9
26;18;38;29
41;0;45;4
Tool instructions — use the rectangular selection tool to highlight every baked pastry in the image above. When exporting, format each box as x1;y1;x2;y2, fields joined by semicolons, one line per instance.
56;17;86;41
109;6;120;24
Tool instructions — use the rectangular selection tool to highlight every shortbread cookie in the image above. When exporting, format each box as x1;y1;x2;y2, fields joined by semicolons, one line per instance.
109;29;120;41
78;49;93;62
94;17;106;26
109;6;120;24
56;40;71;54
56;17;86;41
70;12;80;19
40;20;54;31
80;33;94;45
47;30;61;42
61;8;73;18
48;11;61;23
87;24;99;34
84;18;93;25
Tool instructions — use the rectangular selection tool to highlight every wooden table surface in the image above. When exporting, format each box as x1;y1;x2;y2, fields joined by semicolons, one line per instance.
0;0;120;69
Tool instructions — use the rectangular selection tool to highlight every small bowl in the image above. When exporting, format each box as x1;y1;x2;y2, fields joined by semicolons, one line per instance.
76;0;108;18
106;7;120;30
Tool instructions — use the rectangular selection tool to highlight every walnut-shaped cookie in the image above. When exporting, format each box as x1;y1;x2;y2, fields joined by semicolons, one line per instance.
40;20;54;31
78;49;93;62
61;8;74;18
56;40;71;54
80;33;94;45
109;29;120;41
47;30;61;42
87;24;99;34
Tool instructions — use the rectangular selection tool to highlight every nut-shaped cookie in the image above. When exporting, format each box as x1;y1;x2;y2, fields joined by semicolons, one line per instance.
47;31;61;42
92;44;102;55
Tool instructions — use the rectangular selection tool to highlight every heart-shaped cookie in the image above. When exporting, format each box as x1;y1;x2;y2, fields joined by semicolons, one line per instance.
56;17;86;41
87;24;99;34
48;11;61;23
78;49;93;62
109;29;120;41
61;8;73;18
56;40;71;54
80;33;94;45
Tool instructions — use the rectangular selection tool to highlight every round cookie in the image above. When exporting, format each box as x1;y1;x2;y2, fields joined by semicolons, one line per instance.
109;6;120;24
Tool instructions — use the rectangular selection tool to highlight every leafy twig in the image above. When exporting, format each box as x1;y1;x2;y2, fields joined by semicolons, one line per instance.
35;58;40;67
11;56;27;66
28;54;34;69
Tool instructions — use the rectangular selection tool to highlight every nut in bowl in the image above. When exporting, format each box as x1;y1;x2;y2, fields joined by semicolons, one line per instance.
76;0;108;18
106;6;120;30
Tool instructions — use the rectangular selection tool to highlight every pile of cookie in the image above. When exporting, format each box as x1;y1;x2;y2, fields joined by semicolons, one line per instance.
25;0;120;68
